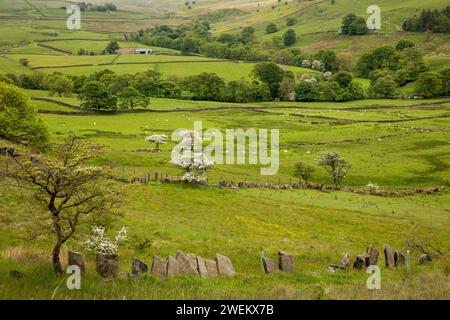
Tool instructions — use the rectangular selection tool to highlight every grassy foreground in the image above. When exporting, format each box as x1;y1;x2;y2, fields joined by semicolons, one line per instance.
0;182;449;300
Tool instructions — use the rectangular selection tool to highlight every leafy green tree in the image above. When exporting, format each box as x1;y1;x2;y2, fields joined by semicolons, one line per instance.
79;81;118;111
217;33;237;44
118;86;149;110
17;72;47;90
251;62;286;99
283;29;297;46
181;37;200;54
415;72;442;98
68;74;88;94
369;75;398;98
286;17;297;26
369;69;392;85
134;70;162;97
295;81;321;101
46;74;74;97
105;41;120;54
184;73;225;101
319;82;339;101
223;80;254;103
108;74;132;95
314;50;338;71
0;73;14;85
356;46;399;77
335;82;365;102
395;40;415;51
18;74;36;90
0;82;48;148
395;48;428;86
240;27;255;44
249;82;272;102
332;72;353;88
159;81;181;98
439;68;450;96
266;23;278;34
341;14;369;35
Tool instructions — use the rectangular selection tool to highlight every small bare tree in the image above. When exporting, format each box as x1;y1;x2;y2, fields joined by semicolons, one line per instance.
317;151;351;188
5;136;123;274
294;162;315;186
405;225;446;258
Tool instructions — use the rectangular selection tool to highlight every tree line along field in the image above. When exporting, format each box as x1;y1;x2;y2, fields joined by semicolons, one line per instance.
0;0;449;300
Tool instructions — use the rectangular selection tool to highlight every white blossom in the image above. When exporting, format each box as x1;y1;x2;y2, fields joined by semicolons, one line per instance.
145;134;168;152
301;59;311;68
366;182;380;193
171;130;214;183
80;225;127;255
311;60;325;72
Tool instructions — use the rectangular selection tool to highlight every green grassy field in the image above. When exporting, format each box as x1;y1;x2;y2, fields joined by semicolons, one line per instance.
1;180;448;300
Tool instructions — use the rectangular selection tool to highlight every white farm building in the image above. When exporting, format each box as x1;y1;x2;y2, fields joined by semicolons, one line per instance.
117;48;153;55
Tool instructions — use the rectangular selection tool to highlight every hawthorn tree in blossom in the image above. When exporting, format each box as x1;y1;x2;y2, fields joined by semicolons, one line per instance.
145;134;168;152
5;137;123;274
171;130;214;184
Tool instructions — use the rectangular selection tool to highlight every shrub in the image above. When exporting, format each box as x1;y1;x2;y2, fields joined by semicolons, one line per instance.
295;162;315;185
266;23;278;34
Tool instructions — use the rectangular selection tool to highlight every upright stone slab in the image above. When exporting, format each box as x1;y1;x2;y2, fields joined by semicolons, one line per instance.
262;257;278;274
395;251;405;267
68;251;85;273
384;245;396;268
205;259;219;276
366;245;379;266
278;251;296;272
166;256;179;277
96;254;119;279
131;257;148;276
215;254;236;277
419;254;432;265
151;256;167;276
176;251;199;275
196;256;208;277
353;255;366;270
341;254;351;270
